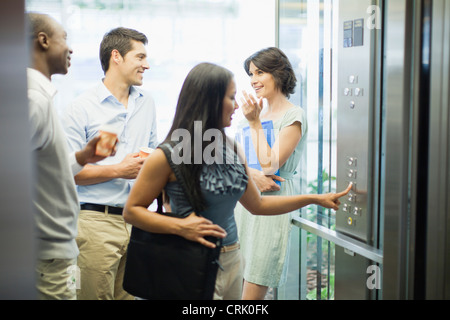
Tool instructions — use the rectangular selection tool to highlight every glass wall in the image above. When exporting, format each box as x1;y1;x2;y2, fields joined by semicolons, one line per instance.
277;0;339;300
25;0;276;141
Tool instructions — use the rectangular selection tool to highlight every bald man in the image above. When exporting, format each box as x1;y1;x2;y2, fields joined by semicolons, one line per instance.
27;12;109;300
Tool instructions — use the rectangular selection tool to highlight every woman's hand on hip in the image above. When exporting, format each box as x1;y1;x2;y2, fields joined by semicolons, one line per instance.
178;213;227;249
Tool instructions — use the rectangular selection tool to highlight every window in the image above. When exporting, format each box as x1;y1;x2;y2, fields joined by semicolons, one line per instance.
277;0;339;300
26;0;276;141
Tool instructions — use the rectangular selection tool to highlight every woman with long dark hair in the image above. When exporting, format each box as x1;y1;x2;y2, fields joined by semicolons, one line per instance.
123;62;351;300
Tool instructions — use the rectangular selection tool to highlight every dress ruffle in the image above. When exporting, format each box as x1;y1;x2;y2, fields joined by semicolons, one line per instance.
200;162;248;195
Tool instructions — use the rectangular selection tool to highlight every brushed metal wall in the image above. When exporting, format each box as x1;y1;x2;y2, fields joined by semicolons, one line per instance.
0;0;36;299
426;0;450;300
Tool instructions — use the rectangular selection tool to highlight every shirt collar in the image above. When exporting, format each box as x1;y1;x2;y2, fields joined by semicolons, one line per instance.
97;80;113;103
27;68;57;98
129;86;143;99
97;79;143;104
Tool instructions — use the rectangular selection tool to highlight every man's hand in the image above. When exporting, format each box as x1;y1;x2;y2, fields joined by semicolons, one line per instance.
117;152;145;179
75;136;118;166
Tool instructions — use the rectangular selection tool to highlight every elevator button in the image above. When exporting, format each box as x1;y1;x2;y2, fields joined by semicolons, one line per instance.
347;157;357;167
354;88;363;96
347;217;353;226
348;75;358;84
348;193;356;202
353;207;362;216
349;101;355;109
344;88;352;96
343;204;351;212
347;169;357;179
347;182;357;192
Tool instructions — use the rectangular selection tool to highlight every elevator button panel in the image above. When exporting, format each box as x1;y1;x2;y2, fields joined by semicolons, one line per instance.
335;0;380;299
336;0;376;243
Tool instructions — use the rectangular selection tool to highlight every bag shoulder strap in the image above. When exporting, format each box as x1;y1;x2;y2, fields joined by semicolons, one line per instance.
158;142;200;214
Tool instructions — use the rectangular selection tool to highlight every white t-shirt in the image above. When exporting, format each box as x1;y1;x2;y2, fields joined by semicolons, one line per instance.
28;68;80;260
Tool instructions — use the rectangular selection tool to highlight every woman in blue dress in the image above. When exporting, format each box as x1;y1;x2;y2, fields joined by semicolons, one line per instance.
123;62;351;300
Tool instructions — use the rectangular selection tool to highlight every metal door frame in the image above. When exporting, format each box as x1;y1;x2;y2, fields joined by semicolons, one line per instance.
426;0;450;300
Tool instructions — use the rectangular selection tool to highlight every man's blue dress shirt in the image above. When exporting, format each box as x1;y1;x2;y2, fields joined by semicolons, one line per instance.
61;81;158;207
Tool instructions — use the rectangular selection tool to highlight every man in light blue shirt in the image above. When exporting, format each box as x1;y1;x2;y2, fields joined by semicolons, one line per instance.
61;27;157;300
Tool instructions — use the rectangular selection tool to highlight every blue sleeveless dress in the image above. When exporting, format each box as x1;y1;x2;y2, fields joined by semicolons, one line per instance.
163;143;248;247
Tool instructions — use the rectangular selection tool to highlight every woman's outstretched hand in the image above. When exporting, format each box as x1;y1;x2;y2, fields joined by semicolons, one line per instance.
315;183;353;211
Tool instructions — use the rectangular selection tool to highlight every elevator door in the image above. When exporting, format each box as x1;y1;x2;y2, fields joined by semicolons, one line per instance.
277;0;383;300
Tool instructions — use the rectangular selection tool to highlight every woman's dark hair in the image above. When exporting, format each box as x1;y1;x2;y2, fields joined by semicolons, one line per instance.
99;27;148;73
163;63;234;211
244;47;297;98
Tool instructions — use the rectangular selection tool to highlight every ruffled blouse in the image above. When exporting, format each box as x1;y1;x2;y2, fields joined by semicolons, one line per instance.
163;142;248;246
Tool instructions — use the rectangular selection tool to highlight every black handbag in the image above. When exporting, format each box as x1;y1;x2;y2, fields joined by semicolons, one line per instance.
123;143;223;300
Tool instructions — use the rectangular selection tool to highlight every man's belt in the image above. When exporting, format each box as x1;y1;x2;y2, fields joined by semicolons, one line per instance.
80;203;123;215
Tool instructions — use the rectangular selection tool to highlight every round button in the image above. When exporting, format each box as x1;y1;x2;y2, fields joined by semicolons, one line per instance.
349;101;355;109
347;217;353;225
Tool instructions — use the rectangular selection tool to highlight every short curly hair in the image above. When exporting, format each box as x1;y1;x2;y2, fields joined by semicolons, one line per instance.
244;47;297;98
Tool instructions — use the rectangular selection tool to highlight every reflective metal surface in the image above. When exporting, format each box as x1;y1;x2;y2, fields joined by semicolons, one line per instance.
426;0;450;300
381;0;417;300
292;217;383;264
0;0;36;299
336;0;379;244
334;0;382;300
